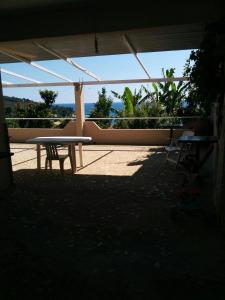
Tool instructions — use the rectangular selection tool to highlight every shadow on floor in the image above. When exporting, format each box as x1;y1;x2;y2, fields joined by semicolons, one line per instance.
1;152;225;299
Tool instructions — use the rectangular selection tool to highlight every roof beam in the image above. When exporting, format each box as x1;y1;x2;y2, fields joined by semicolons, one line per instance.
2;80;13;85
34;42;101;81
2;77;189;88
0;49;73;82
123;34;151;79
1;68;41;83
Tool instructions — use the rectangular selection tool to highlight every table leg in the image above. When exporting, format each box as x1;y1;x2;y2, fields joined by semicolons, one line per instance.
37;144;41;169
196;144;200;162
169;128;173;145
176;143;185;168
193;144;200;172
170;128;173;140
71;144;77;173
78;142;83;167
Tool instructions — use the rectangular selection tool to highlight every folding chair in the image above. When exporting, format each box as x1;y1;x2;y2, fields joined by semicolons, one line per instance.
165;130;195;168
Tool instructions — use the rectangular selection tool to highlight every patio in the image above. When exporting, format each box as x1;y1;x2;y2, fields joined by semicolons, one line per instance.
1;143;225;299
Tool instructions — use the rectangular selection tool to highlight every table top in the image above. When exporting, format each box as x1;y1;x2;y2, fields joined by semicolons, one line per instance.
178;135;218;143
26;136;92;144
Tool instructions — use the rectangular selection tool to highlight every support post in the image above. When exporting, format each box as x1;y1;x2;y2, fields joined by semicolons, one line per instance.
214;56;225;231
0;71;13;190
212;102;218;186
215;92;225;230
74;83;85;167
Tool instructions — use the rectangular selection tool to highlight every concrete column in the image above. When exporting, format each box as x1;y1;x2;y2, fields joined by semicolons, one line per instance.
74;83;85;167
0;71;13;190
74;83;85;136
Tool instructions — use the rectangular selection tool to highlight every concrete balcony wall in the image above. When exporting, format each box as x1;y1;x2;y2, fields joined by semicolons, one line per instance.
9;120;187;145
84;121;184;145
8;121;77;143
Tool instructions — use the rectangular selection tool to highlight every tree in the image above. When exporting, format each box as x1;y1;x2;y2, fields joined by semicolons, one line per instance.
183;39;225;118
89;88;113;128
14;89;59;128
15;102;53;128
143;68;189;117
111;86;149;128
39;90;58;108
135;101;165;128
111;86;147;116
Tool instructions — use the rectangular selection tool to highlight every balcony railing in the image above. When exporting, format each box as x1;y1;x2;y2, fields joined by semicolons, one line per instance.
6;115;207;127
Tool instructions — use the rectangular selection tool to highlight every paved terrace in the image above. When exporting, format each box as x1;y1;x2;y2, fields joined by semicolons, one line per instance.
1;143;225;299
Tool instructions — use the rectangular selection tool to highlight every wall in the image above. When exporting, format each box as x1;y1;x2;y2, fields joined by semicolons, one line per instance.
9;121;77;143
84;121;177;145
9;120;187;146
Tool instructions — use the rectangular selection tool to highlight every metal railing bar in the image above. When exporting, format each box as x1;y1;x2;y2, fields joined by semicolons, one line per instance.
85;116;208;120
6;116;208;121
6;117;76;120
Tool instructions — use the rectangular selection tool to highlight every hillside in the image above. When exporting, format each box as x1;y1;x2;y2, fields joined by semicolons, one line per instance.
4;95;36;109
3;95;73;118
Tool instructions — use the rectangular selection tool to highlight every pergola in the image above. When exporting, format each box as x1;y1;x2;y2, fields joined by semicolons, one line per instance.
0;33;189;180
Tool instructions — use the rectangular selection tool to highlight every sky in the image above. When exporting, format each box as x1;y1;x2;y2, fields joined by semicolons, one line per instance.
1;49;194;104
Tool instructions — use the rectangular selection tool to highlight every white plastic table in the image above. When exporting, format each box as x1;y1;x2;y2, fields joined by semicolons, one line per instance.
26;136;92;173
177;135;218;173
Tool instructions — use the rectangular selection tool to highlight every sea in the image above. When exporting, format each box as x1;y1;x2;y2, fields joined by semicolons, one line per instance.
55;102;123;116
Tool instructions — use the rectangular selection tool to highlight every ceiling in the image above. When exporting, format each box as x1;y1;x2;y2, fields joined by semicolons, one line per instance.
0;0;224;63
0;24;204;63
0;0;79;12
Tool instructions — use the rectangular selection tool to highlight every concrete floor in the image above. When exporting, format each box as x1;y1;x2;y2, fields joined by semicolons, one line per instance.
1;143;225;299
11;143;155;176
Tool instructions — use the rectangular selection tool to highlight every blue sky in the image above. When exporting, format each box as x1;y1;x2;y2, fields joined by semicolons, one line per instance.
1;49;193;104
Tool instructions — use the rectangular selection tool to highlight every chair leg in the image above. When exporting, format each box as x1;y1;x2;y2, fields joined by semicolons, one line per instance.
176;153;182;168
166;151;169;162
45;159;48;169
68;145;71;156
59;159;64;175
176;144;186;168
68;145;73;172
49;160;52;170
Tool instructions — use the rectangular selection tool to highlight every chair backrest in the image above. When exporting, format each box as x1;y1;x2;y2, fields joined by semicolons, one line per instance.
170;130;194;147
182;130;195;137
44;144;59;159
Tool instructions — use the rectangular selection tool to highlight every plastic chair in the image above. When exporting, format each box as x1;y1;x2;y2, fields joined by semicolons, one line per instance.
44;144;73;175
165;130;195;167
